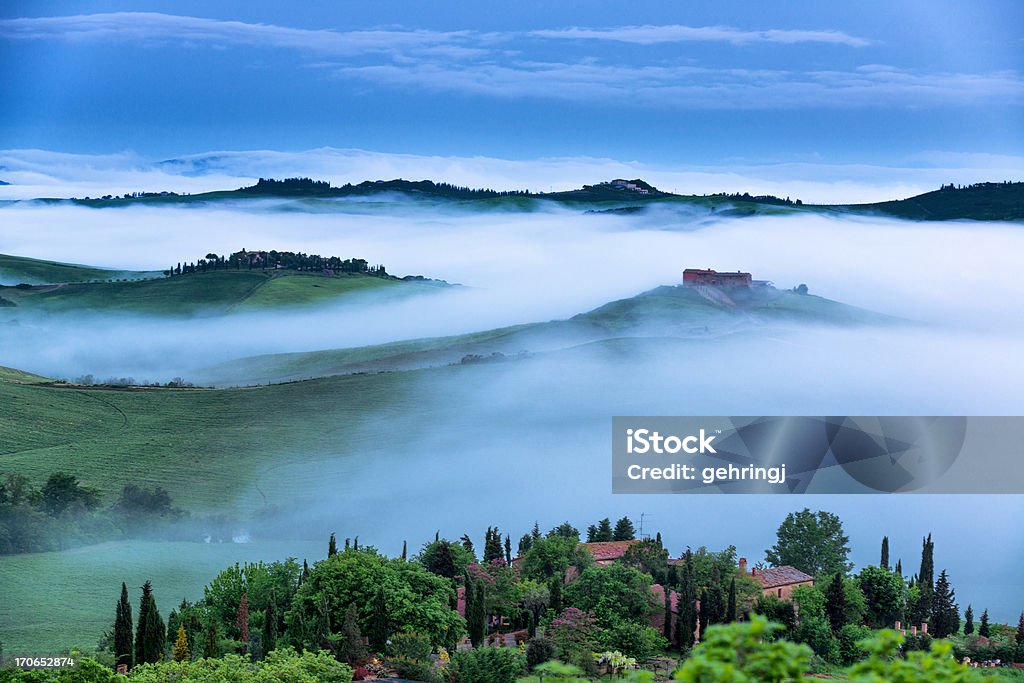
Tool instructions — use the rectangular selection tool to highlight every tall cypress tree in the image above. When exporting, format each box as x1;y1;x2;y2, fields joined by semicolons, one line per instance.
369;587;389;651
895;559;902;577
881;536;890;570
328;533;337;558
402;541;407;561
549;577;563;615
826;573;847;633
930;569;959;638
1016;612;1024;646
727;578;737;622
980;609;991;637
114;582;133;669
676;549;697;650
262;595;278;657
964;605;974;635
915;535;935;625
504;535;512;564
663;587;673;640
135;581;165;665
470;581;486;648
202;618;220;659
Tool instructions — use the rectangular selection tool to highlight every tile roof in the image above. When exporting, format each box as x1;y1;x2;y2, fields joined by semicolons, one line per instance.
753;566;814;588
581;540;643;562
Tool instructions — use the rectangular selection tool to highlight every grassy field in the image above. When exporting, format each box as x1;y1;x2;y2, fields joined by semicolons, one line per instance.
0;253;159;285
0;269;429;316
0;539;322;656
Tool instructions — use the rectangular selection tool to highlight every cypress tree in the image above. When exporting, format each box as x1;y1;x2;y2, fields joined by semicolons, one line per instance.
663;587;673;639
727;577;737;622
262;595;278;657
504;535;512;564
895;559;902;576
549;576;562;614
402;541;407;561
881;536;890;570
173;625;189;662
915;535;935;624
964;605;974;635
1016;612;1024;646
135;581;165;665
114;582;133;669
656;531;662;548
236;592;250;653
353;536;359;551
461;534;475;554
337;603;367;663
675;550;697;650
300;559;310;584
826;573;847;633
596;518;613;542
930;569;959;638
369;587;388;651
328;533;337;557
469;581;487;647
980;609;991;637
202;618;220;658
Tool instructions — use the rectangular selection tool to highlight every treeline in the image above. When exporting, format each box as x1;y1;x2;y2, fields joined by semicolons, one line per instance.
0;472;185;554
240;177;530;199
163;249;386;278
708;191;803;206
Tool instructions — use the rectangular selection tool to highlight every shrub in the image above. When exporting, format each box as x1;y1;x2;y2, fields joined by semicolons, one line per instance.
449;646;525;683
525;638;554;671
675;616;812;683
601;621;666;660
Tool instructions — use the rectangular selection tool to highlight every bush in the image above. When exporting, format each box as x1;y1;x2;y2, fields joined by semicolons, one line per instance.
847;630;981;683
837;624;872;664
449;646;525;683
675;616;812;683
525;638;554;671
601;621;666;660
390;655;441;683
389;631;433;660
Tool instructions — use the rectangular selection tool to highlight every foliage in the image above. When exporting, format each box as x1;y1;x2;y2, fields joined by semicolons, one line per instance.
388;631;438;683
594;651;638;675
621;539;669;585
837;623;872;664
765;508;852;577
122;648;353;682
450;646;525;683
173;625;190;662
520;536;589;582
114;582;133;669
286;548;463;651
134;581;165;666
846;629;981;682
600;621;666;660
674;615;812;683
612;517;636;541
931;569;960;638
417;539;475;579
586;519;614;543
524;638;554;671
563;563;653;629
547;608;601;661
858;565;906;628
203;559;300;639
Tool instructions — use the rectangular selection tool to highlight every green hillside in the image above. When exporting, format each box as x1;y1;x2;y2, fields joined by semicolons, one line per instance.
0;253;160;285
199;285;895;386
0;269;439;316
841;182;1024;220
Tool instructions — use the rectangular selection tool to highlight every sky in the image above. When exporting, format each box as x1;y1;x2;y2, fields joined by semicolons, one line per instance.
1;1;1022;200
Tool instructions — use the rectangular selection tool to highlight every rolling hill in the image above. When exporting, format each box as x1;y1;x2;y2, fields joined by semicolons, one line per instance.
0;268;447;316
0;253;161;286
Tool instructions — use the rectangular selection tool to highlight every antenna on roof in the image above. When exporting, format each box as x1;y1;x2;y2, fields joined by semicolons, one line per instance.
639;512;651;540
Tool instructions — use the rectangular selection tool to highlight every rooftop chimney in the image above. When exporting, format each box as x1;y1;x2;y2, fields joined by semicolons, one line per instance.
739;558;748;573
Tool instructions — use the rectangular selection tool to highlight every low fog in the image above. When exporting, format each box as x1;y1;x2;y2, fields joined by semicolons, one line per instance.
3;197;1024;622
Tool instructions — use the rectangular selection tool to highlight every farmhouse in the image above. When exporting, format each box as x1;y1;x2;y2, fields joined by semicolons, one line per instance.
682;268;752;287
739;557;815;599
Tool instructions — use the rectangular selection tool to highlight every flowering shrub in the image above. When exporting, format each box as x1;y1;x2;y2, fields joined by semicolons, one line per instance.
547;608;601;660
595;650;638;674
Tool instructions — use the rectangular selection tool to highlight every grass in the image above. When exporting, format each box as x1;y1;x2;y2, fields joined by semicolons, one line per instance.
0;253;158;285
0;269;423;316
0;539;322;656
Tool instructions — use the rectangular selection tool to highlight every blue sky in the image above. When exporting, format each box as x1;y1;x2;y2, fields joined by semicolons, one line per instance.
1;1;1022;180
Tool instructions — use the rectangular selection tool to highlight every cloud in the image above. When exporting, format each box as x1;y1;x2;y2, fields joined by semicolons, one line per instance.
2;13;1019;108
531;24;871;47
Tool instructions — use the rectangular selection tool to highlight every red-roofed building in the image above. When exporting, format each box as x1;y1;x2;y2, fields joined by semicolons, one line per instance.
739;557;815;600
582;540;643;565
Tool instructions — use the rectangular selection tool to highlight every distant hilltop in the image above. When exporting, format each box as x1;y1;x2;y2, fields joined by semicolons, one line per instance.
32;177;1024;221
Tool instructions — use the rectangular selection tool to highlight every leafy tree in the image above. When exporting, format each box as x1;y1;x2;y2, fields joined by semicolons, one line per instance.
964;605;974;635
826;573;847;633
979;608;990;637
621;538;669;584
114;581;133;669
202;618;220;659
603;621;666;659
135;581;165;665
858;565;905;628
613;517;636;541
881;536;889;570
564;563;654;628
675;615;811;683
847;629;980;683
417;538;474;579
39;471;101;516
930;569;959;638
548;522;580;539
450;645;526;683
521;535;590;581
525;638;554;671
765;508;852;577
203;559;301;637
172;625;189;662
549;576;563;615
548;608;601;661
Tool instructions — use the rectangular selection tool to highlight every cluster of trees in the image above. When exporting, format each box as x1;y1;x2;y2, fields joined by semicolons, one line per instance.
707;191;803;206
584;516;636;543
0;472;183;554
163;249;385;278
240;177;530;199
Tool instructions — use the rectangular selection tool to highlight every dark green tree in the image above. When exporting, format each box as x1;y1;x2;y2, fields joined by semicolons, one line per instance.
913;534;935;626
114;581;133;669
1016;612;1024;646
676;550;697;650
468;580;486;648
328;533;337;558
336;603;367;663
663;586;673;640
613;517;636;541
594;518;614;542
881;536;889;570
547;522;579;539
135;581;165;665
402;541;407;561
369;586;388;652
964;605;974;636
727;578;737;622
765;508;852;577
504;535;512;565
980;609;991;637
825;573;847;633
929;569;959;638
262;594;278;657
895;559;902;576
549;577;563;615
202;618;220;659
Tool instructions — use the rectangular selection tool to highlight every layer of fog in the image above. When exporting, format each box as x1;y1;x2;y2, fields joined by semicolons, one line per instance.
2;200;1024;382
3;147;1024;204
